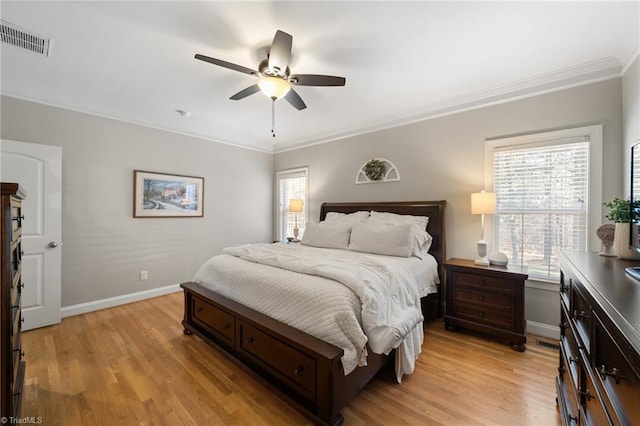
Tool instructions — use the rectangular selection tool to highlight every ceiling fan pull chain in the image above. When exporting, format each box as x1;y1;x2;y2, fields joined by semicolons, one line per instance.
271;98;276;138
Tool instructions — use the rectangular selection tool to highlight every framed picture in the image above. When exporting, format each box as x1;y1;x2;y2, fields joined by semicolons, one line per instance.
133;170;204;218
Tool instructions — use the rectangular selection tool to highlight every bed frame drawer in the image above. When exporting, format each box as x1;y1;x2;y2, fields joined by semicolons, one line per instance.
191;296;235;345
239;321;316;401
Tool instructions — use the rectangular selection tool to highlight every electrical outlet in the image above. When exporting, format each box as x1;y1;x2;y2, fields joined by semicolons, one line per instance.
140;270;148;281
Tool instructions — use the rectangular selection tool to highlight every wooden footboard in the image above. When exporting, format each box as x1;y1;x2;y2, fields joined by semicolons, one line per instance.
181;281;390;426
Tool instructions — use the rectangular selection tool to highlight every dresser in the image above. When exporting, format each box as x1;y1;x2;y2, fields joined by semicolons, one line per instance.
443;258;528;351
557;250;640;425
1;183;26;419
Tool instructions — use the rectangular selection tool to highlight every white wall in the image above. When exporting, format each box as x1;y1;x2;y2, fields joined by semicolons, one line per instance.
1;95;273;308
623;55;640;195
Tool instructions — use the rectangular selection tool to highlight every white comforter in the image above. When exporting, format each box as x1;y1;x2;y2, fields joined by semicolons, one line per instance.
193;243;426;381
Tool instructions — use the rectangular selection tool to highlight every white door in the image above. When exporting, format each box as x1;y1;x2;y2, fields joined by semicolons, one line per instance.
1;139;62;330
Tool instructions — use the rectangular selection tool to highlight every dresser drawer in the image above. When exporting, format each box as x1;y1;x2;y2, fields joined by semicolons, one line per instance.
452;271;515;295
560;307;580;390
239;321;316;401
558;344;580;425
559;272;571;312
10;203;21;239
592;313;640;425
581;349;611;426
571;284;591;351
450;302;514;330
191;296;235;345
452;287;513;312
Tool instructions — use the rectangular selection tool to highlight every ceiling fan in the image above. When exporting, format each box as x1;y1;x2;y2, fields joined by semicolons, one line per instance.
195;30;346;118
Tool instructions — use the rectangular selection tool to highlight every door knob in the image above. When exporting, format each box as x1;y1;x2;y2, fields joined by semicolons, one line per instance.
48;241;63;248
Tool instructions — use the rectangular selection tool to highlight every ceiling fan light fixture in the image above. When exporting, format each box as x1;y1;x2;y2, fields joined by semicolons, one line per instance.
257;76;290;99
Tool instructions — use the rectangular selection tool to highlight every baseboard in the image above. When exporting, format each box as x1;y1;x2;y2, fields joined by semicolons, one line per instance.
527;320;560;340
61;283;182;318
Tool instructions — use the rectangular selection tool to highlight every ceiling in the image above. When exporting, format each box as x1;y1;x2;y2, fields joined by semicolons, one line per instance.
1;1;638;153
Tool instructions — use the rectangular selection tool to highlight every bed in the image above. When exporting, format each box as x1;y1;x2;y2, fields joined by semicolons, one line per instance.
180;200;446;425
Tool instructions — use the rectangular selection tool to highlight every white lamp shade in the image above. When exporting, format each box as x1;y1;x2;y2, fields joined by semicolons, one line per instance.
258;76;291;99
289;199;303;213
471;191;496;215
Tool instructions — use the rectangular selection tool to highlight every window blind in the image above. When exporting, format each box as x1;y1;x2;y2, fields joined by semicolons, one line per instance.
277;169;308;241
493;139;589;280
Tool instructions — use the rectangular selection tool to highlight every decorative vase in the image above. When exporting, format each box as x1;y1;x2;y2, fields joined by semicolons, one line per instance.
613;223;639;260
596;224;616;257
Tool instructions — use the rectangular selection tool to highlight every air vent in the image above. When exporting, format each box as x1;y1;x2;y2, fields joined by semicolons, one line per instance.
1;20;51;56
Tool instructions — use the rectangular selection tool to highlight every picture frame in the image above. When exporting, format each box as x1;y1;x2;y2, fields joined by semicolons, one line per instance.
133;170;204;218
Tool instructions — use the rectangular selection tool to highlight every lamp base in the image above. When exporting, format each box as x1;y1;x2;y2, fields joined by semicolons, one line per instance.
474;257;490;266
475;240;489;266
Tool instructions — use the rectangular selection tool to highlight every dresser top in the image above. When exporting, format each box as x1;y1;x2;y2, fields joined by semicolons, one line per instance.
560;250;640;355
1;182;26;198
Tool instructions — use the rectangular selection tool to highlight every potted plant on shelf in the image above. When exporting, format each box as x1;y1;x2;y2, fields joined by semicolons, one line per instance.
602;197;639;259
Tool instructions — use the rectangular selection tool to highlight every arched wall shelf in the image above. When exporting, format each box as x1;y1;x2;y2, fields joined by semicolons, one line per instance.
355;158;400;184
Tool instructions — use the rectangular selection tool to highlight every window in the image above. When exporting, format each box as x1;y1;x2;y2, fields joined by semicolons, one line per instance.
276;167;308;242
486;126;602;281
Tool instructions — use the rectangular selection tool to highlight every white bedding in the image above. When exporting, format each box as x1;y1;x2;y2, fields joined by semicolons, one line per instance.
193;243;439;381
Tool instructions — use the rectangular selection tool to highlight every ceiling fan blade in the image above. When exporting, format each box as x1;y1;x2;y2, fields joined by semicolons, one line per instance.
230;84;261;100
195;54;257;76
268;30;293;73
284;88;307;110
292;74;346;87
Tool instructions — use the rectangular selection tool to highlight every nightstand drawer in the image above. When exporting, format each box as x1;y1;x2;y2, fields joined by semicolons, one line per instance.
450;302;515;330
452;287;513;312
452;271;515;295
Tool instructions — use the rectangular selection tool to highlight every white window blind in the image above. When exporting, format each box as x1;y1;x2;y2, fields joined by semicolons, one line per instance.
276;168;308;241
492;138;589;280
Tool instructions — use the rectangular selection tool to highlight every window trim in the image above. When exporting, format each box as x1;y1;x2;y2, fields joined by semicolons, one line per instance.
484;125;603;258
275;167;309;242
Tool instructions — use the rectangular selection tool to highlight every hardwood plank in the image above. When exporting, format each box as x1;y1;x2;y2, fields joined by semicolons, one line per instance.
21;292;560;425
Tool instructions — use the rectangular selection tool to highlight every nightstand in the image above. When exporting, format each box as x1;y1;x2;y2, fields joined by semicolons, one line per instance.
443;258;528;351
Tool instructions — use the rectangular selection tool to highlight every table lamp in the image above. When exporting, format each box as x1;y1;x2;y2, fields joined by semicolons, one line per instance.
471;191;496;266
289;199;303;242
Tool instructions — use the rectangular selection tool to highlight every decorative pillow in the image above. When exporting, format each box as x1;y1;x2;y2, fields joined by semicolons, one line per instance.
367;211;429;229
301;223;351;249
348;222;413;257
321;210;369;226
407;222;433;259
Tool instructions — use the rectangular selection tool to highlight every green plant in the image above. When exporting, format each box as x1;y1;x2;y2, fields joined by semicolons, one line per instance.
363;159;386;181
602;197;634;223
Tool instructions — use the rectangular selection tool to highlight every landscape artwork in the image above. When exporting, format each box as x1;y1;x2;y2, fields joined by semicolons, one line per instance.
133;170;204;217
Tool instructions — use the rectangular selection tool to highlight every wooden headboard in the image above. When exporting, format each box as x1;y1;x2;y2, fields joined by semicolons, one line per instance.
320;200;447;279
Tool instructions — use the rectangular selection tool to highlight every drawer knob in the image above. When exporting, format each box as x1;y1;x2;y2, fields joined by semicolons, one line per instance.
560;283;569;293
568;356;578;365
195;307;203;313
479;296;485;302
580;389;595;401
479;311;485;318
293;365;304;375
568;414;578;424
598;365;622;384
247;337;254;344
224;323;231;330
573;310;589;320
479;280;485;286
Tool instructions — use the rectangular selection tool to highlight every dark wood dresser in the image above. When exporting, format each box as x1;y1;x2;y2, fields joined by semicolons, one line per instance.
1;183;26;419
557;250;640;425
443;258;528;351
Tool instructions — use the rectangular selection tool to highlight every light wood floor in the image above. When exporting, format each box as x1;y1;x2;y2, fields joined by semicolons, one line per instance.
22;292;561;425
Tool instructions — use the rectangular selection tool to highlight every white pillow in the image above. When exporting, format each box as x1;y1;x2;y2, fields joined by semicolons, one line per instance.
408;222;433;259
348;222;413;257
321;211;369;226
301;223;351;249
367;211;429;229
